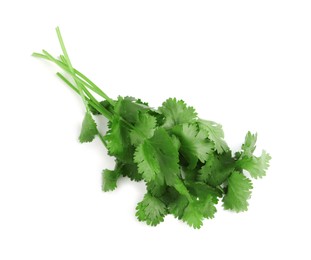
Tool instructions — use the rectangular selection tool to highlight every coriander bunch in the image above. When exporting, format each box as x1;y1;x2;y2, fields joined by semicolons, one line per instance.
33;27;271;228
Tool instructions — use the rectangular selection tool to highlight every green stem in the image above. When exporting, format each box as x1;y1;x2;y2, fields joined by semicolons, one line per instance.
98;132;108;148
33;51;113;105
56;72;79;94
34;51;115;122
55;27;89;113
74;69;115;106
56;73;113;121
79;82;114;120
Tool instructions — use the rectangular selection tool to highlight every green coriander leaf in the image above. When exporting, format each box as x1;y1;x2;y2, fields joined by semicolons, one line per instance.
104;117;134;163
172;123;213;168
223;171;253;212
168;194;189;219
136;193;167;226
242;131;258;157
79;112;98;143
185;181;223;198
159;98;197;128
146;181;167;197
171;134;181;150
134;128;180;186
115;96;147;124
182;201;204;229
184;181;220;219
199;151;235;186
134;141;161;182
200;194;218;219
198;119;229;154
238;150;271;179
130;112;157;146
198;154;215;182
181;166;199;182
102;168;121;192
119;162;142;182
173;178;192;201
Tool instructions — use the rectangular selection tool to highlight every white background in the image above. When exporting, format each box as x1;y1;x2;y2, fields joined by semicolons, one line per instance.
1;1;310;259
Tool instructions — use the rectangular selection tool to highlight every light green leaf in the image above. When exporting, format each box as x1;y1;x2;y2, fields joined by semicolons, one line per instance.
104;117;134;163
200;194;218;219
134;141;161;182
185;181;220;219
198;119;229;154
159;98;197;128
199;151;235;186
238;150;271;179
136;193;167;226
79;112;98;143
172;123;213;168
114;96;147;124
130;112;157;146
173;178;192;201
223;171;253;212
242;131;258;157
182;201;204;229
102;169;121;192
134;128;180;186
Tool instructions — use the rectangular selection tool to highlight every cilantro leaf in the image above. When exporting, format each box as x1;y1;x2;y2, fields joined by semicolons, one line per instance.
168;194;189;219
238;150;271;179
181;201;204;229
134;141;161;182
79;112;98;143
119;162;142;182
130;112;157;146
198;119;229;154
200;194;218;219
136;193;167;226
185;181;220;219
134;128;180;186
115;96;148;124
223;171;253;212
104;117;134;163
172;123;213;168
199;151;235;187
146;181;167;197
173;178;192;201
159;98;197;128
102;168;121;192
242;131;258;157
185;181;223;198
237;132;271;179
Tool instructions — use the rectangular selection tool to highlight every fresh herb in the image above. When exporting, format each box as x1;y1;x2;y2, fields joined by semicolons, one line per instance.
33;27;271;228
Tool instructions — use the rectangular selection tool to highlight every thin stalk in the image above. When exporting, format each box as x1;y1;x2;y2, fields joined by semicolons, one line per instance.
55;27;89;113
60;55;109;106
56;73;113;121
56;72;79;95
59;54;66;63
79;81;114;120
33;51;113;104
36;50;114;120
74;69;115;106
42;51;97;93
98;132;108;148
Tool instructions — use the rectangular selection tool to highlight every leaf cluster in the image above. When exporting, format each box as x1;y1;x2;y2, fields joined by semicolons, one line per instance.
96;97;271;228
